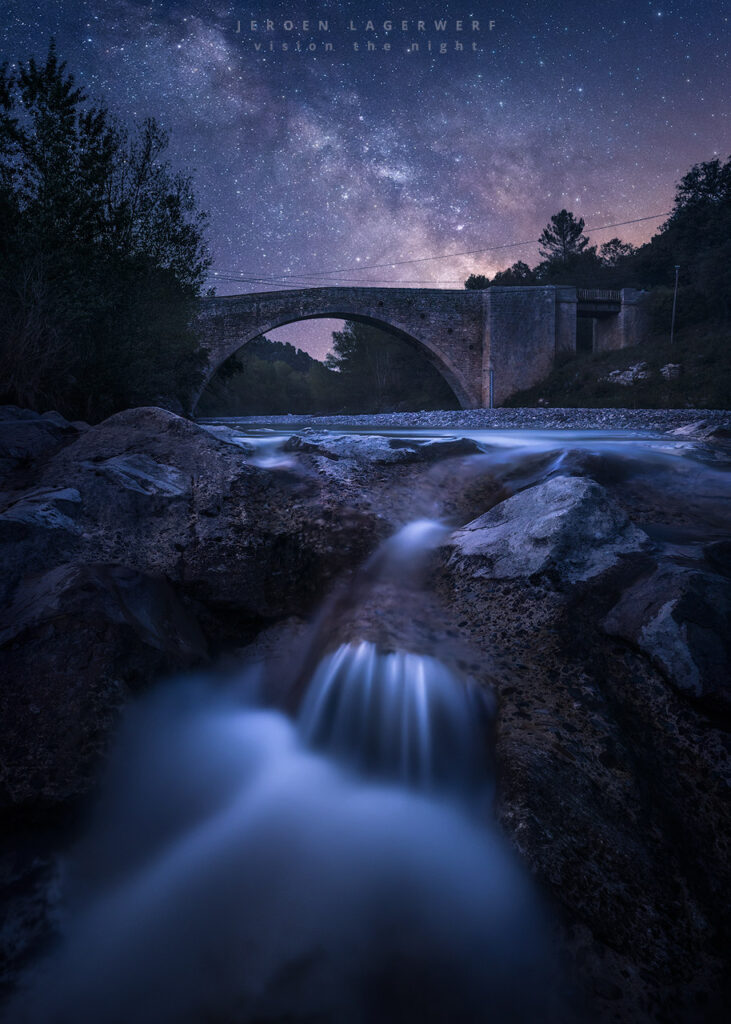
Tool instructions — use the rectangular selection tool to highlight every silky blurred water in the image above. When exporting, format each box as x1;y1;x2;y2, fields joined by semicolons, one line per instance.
9;519;556;1024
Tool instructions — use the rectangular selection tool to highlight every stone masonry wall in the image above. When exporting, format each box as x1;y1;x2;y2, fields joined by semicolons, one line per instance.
485;287;561;406
197;288;485;409
195;285;645;410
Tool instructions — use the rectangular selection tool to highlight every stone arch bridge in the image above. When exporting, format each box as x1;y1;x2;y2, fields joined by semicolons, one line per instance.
196;285;646;409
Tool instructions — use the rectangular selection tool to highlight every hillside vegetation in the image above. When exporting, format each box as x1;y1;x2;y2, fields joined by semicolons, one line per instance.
505;323;731;409
198;323;460;416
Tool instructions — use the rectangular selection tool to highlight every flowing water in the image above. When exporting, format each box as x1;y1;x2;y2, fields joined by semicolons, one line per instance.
10;422;731;1024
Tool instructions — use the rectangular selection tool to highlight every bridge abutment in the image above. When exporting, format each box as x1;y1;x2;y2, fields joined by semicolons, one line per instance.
592;289;647;352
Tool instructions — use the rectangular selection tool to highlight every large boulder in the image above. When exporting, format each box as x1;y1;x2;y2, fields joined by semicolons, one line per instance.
14;407;384;619
0;563;207;810
446;475;652;584
0;407;386;812
0;408;78;479
437;553;731;1022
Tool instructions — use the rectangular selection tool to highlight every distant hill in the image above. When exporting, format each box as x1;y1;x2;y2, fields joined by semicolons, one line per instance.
197;335;341;416
198;326;461;416
243;336;318;373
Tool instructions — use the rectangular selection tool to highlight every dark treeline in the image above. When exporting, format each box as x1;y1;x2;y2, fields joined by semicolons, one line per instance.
465;156;731;335
198;324;461;416
0;42;209;421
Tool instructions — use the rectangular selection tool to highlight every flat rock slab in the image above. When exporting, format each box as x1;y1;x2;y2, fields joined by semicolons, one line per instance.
82;453;189;496
0;487;82;534
292;432;484;465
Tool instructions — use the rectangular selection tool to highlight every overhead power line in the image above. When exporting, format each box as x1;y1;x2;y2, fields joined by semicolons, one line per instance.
212;273;469;286
209;212;669;286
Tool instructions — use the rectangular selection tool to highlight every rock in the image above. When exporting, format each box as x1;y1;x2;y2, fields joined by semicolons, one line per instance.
707;425;731;440
81;453;189;496
405;436;484;461
446;475;651;584
604;362;650;386
291;432;484;466
704;539;731;577
22;406;384;621
0;417;67;467
299;433;417;465
0;563;208;810
603;565;731;712
0;487;82;534
660;363;681;381
40;410;73;430
0;407;37;421
196;422;255;453
0;407;386;815
668;420;731;441
667;419;709;437
0;489;83;606
438;546;731;1023
0;408;83;482
282;435;340;459
0;839;60;1000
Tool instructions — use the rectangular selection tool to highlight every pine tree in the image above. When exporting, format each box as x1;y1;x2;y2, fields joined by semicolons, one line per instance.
538;209;590;264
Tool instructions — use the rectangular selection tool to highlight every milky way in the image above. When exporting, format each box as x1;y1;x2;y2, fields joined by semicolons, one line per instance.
2;1;728;356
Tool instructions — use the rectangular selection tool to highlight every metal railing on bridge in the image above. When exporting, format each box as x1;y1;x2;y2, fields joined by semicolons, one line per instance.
577;289;622;302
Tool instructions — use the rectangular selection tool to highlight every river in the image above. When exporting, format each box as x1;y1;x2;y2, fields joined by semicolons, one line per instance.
8;418;731;1023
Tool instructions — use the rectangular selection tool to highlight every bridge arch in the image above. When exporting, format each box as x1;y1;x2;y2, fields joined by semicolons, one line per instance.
194;305;475;412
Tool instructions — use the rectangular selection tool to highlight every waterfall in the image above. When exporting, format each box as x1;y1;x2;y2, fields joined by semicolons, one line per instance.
8;520;556;1024
298;641;491;798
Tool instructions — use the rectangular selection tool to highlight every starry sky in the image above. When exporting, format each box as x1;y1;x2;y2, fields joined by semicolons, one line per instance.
2;1;729;357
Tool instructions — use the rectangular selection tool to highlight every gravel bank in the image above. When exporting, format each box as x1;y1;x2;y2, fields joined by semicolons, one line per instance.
200;407;731;433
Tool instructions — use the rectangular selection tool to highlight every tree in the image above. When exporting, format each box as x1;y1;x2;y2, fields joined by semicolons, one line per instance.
492;260;536;286
670;155;731;215
538;209;590;264
464;274;490;290
599;238;636;267
325;321;459;412
632;155;731;319
0;41;210;420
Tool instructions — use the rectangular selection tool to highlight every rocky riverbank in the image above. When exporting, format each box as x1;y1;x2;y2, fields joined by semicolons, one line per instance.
1;403;730;1023
201;407;731;433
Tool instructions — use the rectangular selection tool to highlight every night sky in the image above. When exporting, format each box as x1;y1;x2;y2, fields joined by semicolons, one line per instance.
2;2;728;357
